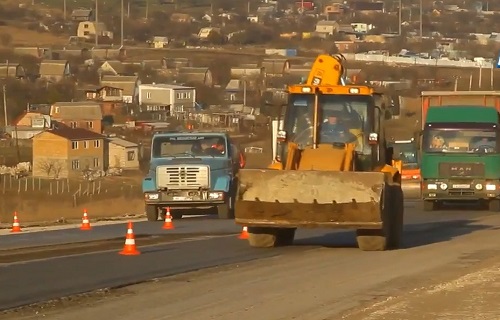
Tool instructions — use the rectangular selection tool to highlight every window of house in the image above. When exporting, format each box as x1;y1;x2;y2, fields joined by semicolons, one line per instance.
146;92;152;99
176;92;190;99
70;121;77;128
94;140;100;148
84;31;89;36
87;121;93;128
72;160;80;170
54;107;60;113
83;141;89;149
84;24;89;28
230;94;236;101
93;158;99;167
127;151;135;161
72;141;78;149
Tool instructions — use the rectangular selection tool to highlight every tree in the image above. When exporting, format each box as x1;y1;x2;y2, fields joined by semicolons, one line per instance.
38;159;64;179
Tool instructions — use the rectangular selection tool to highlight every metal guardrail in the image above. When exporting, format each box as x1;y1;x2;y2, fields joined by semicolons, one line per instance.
342;53;495;69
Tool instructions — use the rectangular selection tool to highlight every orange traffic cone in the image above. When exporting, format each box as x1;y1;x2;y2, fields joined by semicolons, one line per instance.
119;221;140;256
10;212;22;233
80;209;92;231
162;207;174;230
238;226;249;239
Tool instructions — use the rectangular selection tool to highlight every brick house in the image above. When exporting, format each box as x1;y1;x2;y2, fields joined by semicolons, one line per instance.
32;127;105;178
50;101;103;133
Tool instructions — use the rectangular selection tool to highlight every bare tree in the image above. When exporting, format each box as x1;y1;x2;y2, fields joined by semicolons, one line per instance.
38;159;64;179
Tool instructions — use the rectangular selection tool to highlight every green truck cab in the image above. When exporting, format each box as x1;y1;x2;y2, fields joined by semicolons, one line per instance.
420;91;500;211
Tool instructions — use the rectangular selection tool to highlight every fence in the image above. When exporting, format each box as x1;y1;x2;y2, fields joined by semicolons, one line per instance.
342;53;496;69
0;175;142;207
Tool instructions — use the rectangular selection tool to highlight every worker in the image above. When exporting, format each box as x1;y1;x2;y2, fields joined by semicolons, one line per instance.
320;113;356;143
470;137;495;152
211;137;226;154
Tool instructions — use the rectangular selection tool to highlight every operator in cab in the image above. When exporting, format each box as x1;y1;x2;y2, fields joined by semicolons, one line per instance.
320;112;357;144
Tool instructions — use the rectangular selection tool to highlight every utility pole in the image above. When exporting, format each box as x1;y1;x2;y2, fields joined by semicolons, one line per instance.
127;1;130;18
145;0;149;20
121;0;124;47
2;85;7;128
398;0;402;36
95;0;99;47
419;0;423;40
63;0;66;20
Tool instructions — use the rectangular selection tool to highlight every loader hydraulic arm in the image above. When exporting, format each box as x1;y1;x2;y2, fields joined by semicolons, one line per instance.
305;54;347;87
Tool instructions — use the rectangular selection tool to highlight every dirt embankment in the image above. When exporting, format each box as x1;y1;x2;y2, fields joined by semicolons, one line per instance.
1;195;144;224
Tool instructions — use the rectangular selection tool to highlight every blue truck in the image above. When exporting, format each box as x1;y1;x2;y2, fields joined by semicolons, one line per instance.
142;131;240;220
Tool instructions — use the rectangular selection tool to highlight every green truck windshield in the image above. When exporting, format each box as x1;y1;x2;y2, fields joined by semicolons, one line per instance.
424;128;498;154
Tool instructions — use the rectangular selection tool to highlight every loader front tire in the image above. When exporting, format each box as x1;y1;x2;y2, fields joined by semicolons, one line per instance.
247;227;296;248
356;229;387;251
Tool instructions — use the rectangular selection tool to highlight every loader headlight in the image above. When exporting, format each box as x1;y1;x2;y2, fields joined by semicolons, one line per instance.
486;184;496;191
475;184;483;190
439;183;448;190
349;87;360;94
145;193;159;200
209;192;224;200
301;87;312;93
427;183;437;190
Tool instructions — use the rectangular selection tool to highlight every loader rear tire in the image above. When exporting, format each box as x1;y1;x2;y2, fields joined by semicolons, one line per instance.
356;229;387;251
387;185;404;249
247;227;296;248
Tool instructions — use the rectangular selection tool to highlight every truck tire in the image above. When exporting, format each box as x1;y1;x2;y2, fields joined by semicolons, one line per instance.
356;229;387;251
146;205;159;221
488;199;500;212
423;200;435;211
247;227;296;248
217;194;235;219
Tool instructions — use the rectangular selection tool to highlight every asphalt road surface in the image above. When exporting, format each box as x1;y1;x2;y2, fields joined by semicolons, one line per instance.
1;200;500;319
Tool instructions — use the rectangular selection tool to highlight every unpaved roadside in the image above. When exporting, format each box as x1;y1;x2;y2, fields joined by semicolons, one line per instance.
5;214;500;320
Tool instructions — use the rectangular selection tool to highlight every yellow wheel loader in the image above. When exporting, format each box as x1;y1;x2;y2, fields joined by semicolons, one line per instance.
234;54;404;251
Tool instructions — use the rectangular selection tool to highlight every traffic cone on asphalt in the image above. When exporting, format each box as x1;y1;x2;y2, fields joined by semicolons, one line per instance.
238;226;249;239
119;221;140;256
80;209;92;231
162;207;174;230
10;212;22;233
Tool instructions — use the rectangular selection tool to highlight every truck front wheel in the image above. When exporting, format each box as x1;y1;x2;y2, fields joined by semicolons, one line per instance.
146;205;159;221
488;199;500;212
217;194;235;219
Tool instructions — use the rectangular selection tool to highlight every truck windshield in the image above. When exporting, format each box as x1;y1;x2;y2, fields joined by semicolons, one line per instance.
423;128;498;154
286;93;372;154
152;135;228;158
391;143;418;168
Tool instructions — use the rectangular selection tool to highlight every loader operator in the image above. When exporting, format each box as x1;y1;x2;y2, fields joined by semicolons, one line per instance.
320;113;357;144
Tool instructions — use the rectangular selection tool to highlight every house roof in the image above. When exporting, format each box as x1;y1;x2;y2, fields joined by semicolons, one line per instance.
101;75;138;96
43;127;104;141
52;101;102;120
108;137;138;148
140;84;194;90
71;9;92;17
39;60;68;76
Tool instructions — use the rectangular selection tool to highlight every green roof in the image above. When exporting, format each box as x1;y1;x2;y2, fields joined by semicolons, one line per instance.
426;106;499;123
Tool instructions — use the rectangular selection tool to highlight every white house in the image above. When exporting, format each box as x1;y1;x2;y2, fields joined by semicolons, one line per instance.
138;83;196;119
107;137;140;170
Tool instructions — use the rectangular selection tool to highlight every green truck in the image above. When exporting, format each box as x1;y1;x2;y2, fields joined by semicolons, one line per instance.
420;91;500;211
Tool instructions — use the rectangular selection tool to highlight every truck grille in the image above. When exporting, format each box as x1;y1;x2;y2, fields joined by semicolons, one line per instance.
156;165;210;190
438;162;484;178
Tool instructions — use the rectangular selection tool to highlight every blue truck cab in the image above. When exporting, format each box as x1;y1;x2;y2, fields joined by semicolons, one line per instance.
142;131;239;220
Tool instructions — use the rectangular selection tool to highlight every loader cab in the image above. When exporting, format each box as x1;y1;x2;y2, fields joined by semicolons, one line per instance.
276;87;389;171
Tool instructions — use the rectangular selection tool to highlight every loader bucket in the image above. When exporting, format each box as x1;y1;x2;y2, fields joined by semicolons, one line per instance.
235;169;387;229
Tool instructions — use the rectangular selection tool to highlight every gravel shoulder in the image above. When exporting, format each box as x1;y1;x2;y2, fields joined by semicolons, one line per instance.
5;213;500;320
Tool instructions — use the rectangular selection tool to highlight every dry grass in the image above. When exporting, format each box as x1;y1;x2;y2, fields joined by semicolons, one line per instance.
0;26;68;46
